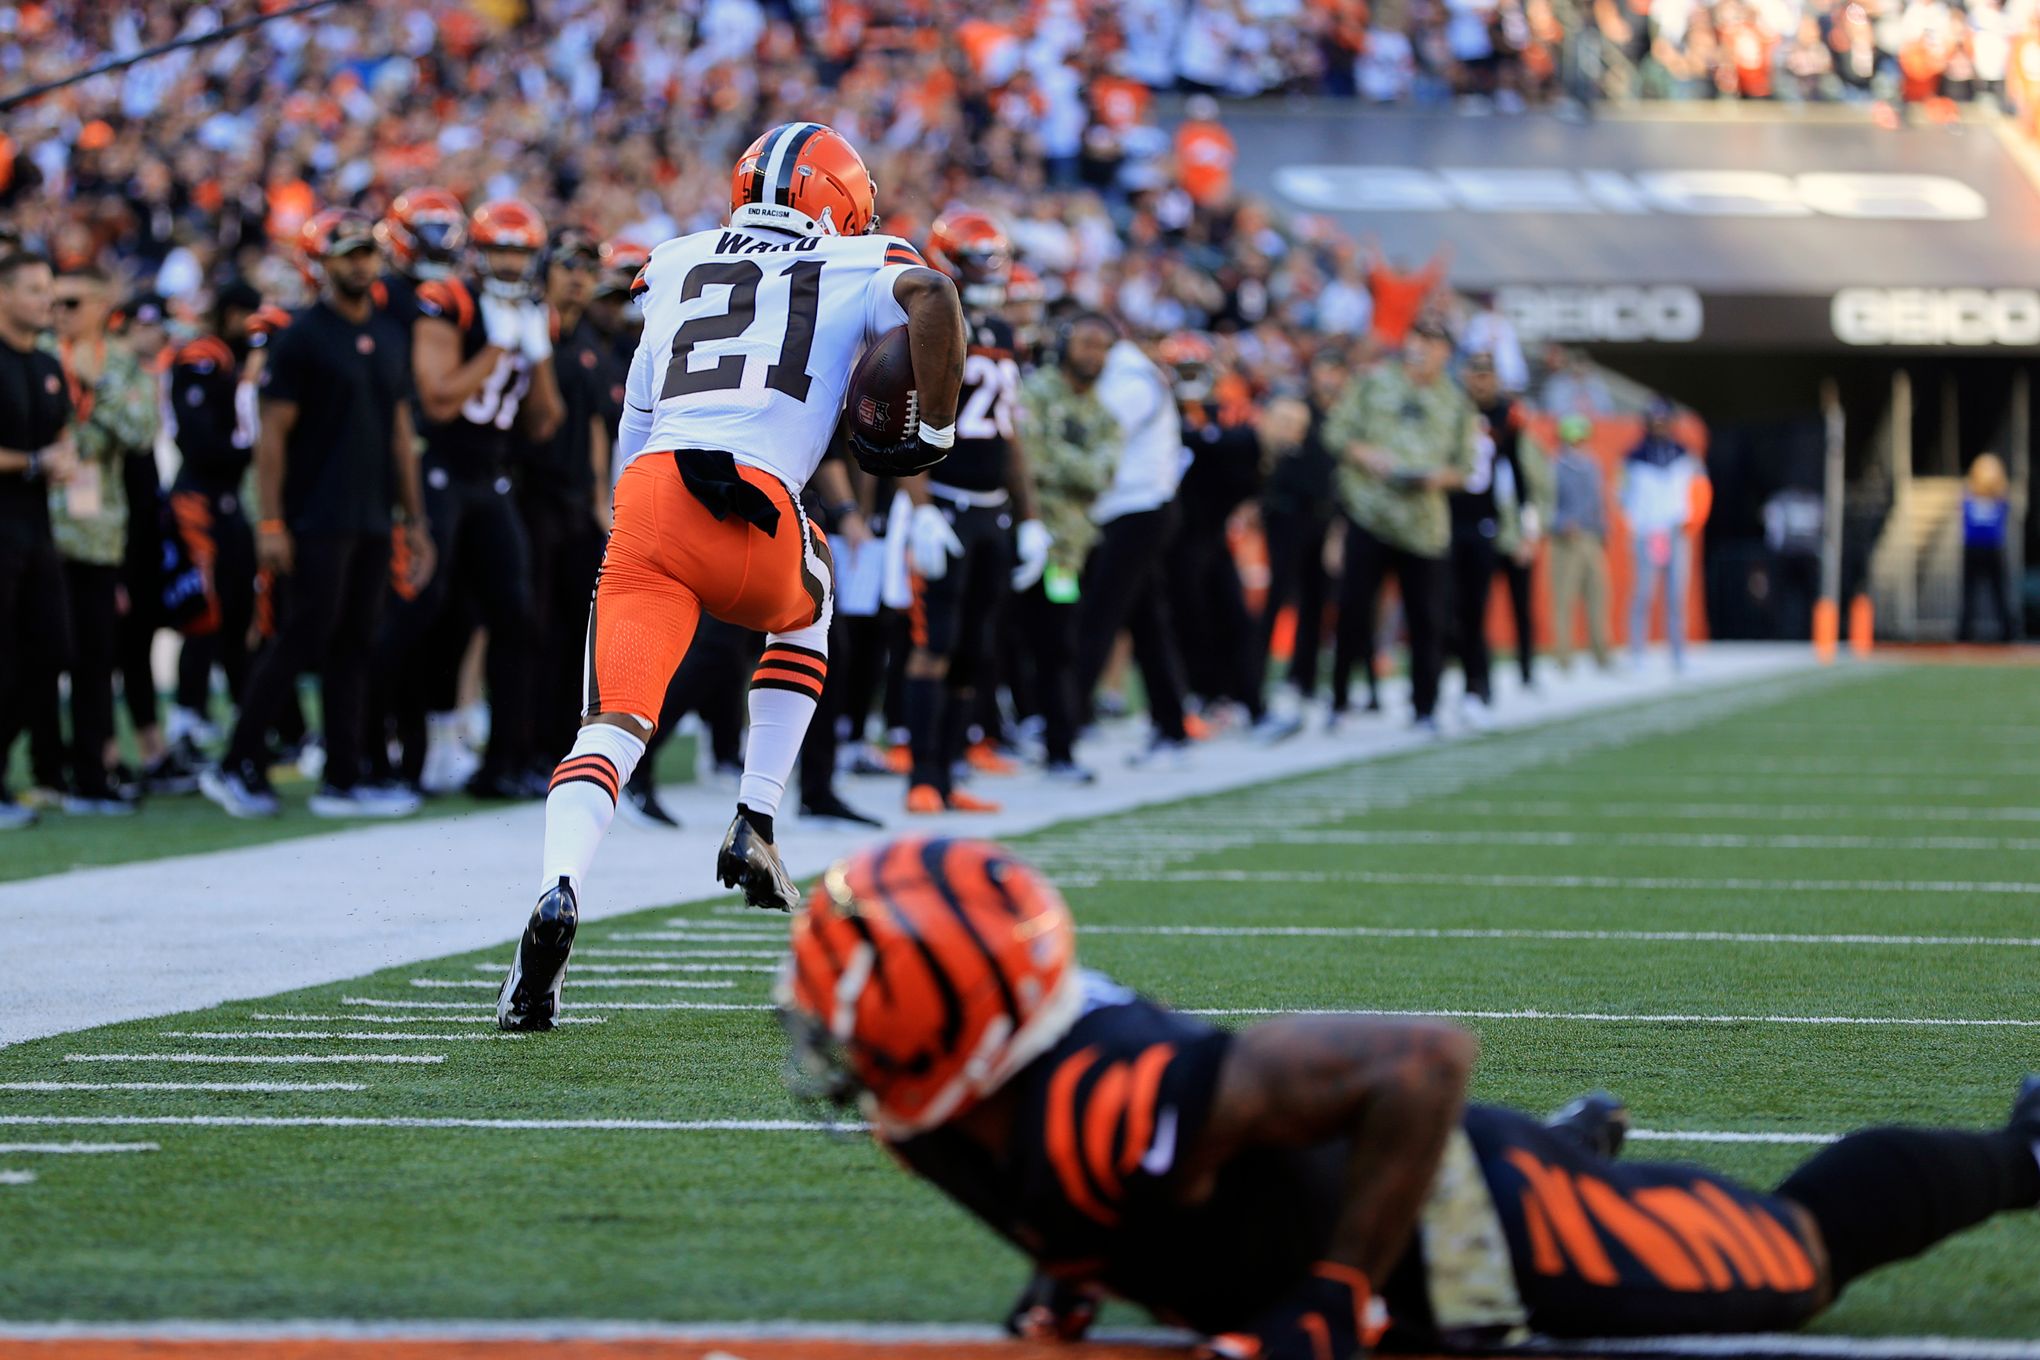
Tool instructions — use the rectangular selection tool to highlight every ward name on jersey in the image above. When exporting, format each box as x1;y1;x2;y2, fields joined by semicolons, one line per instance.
615;225;925;494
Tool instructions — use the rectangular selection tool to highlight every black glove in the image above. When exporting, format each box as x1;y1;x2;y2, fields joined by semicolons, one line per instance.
1004;1270;1100;1342
1198;1263;1379;1360
850;424;948;478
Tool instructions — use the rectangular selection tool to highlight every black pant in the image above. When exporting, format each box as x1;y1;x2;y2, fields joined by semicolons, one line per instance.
0;526;71;791
1959;545;2016;642
836;610;889;749
1075;504;1189;741
908;498;1011;794
520;491;605;767
172;484;258;716
1498;554;1534;685
1448;528;1497;703
119;452;164;734
226;533;389;791
1011;578;1080;764
641;616;751;775
1256;502;1333;700
60;560;122;798
1331;521;1445;720
1169;512;1258;716
373;470;534;780
800;602;858;808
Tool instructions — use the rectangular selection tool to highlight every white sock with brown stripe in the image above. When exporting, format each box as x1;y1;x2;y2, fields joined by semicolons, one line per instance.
740;631;829;819
540;722;647;895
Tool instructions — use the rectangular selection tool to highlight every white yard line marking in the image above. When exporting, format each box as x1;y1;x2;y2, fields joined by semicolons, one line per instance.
1427;799;2040;824
343;998;493;1009
347;998;777;1014
576;949;784;960
159;1031;516;1043
0;1081;367;1093
251;1013;606;1025
0;1142;157;1154
409;978;740;990
1070;829;2040;852
1082;924;2040;948
1180;1006;2040;1027
467;962;777;975
1090;869;2040;895
609;933;793;944
0;1170;35;1185
65;1053;443;1065
1628;1130;1837;1146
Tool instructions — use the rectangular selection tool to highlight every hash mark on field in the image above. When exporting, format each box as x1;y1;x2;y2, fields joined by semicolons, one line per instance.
0;1081;367;1093
1082;924;2040;948
251;1013;607;1025
409;978;739;990
1181;1006;2040;1027
159;1031;517;1043
65;1053;444;1065
0;1142;157;1154
1075;869;2040;895
0;1170;35;1185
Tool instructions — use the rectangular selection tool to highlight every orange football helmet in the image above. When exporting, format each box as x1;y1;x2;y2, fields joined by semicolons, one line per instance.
595;237;652;300
927;209;1011;308
470;198;546;297
295;207;377;287
1159;331;1217;401
777;838;1082;1139
728;122;878;238
375;186;466;280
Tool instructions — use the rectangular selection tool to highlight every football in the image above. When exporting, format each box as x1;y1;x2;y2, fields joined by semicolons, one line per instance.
847;325;918;446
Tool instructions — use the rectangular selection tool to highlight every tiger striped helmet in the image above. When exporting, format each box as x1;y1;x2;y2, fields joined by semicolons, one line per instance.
777;838;1081;1138
728;122;879;238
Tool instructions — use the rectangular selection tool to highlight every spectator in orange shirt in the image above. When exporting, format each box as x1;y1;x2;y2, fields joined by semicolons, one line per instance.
1362;237;1451;349
1172;94;1238;208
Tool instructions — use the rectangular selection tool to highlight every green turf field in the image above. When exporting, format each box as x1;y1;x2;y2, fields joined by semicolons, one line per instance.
2;662;2036;1337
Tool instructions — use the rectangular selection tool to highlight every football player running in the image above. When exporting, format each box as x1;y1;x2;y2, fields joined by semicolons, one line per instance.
899;209;1049;816
497;122;966;1032
779;838;2040;1359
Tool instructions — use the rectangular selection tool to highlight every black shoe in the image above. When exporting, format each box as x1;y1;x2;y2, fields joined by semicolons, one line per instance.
142;741;203;796
618;773;681;829
801;793;882;829
497;877;579;1032
717;808;801;912
1547;1090;1630;1160
467;768;539;801
199;757;281;819
2010;1074;2040;1140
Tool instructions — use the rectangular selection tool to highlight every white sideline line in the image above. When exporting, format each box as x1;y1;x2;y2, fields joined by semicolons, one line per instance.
65;1053;443;1065
160;1030;516;1043
1081;924;2040;949
1095;869;2040;895
0;1142;157;1154
1444;799;2040;824
410;978;740;990
468;962;777;975
251;1013;607;1025
576;949;785;960
0;1081;367;1093
0;1170;35;1185
1088;829;2040;852
1179;1006;2040;1027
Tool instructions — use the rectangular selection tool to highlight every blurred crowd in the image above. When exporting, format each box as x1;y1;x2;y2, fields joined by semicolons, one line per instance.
0;0;1716;830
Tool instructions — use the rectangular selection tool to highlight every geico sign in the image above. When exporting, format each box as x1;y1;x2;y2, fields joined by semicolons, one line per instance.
1274;167;1986;220
1498;286;1704;343
1832;288;2040;346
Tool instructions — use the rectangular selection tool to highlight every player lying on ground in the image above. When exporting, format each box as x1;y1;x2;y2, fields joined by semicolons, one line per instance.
776;838;2040;1359
497;122;965;1031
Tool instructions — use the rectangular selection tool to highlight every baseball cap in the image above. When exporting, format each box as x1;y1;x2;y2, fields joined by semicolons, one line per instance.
1410;314;1452;342
112;292;169;330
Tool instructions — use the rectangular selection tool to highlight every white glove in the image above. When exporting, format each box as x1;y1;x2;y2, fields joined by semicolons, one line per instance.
519;301;554;363
479;293;523;353
1011;518;1052;591
909;502;962;580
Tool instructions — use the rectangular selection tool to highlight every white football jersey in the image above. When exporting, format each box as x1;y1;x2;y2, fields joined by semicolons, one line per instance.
614;224;922;493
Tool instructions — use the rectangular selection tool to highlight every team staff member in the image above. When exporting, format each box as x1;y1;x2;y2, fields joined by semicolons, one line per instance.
382;198;563;797
1445;353;1507;722
1075;326;1193;766
169;280;265;741
0;251;78;831
201;210;433;820
517;227;611;768
782;839;2040;1360
1477;356;1551;695
1326;316;1473;734
1014;313;1119;784
900;210;1047;816
50;270;160;812
1252;355;1344;739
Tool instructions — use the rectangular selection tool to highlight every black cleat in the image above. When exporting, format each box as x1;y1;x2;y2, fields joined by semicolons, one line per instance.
2010;1074;2040;1140
1547;1090;1631;1161
800;793;883;830
717;810;801;912
497;877;579;1031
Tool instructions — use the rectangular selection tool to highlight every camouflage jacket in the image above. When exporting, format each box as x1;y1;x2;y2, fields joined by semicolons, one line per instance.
1019;366;1120;574
1325;363;1475;559
51;342;157;565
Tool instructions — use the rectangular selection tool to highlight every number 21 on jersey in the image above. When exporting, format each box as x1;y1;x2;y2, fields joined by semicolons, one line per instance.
661;259;822;402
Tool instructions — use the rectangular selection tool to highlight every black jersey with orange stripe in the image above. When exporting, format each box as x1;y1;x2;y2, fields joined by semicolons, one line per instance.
414;275;532;479
935;312;1018;494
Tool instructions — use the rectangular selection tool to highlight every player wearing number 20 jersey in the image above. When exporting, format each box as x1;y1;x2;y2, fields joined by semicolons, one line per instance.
498;121;967;1033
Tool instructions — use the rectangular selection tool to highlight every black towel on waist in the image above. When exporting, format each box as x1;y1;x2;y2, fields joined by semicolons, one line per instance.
673;448;781;537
